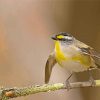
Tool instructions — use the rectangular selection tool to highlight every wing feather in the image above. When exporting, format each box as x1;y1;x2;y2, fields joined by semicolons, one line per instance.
45;52;57;83
75;40;100;67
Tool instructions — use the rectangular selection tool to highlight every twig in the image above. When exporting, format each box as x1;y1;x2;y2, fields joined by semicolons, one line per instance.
0;80;100;100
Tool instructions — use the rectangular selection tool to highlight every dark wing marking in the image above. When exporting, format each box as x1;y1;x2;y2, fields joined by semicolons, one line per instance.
75;40;100;68
79;47;100;68
79;47;100;59
45;53;57;83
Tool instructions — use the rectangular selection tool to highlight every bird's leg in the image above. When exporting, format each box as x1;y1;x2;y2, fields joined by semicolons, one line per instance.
64;73;73;91
88;69;96;86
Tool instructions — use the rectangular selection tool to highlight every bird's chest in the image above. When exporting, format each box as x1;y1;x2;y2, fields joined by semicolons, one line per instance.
55;41;92;72
55;41;78;62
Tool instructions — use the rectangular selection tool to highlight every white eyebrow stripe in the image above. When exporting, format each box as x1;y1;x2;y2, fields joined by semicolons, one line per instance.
65;36;72;40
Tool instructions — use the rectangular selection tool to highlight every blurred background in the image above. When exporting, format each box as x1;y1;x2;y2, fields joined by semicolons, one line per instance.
0;0;100;100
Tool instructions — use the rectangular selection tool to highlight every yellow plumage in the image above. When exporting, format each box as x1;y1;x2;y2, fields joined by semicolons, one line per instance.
55;41;66;61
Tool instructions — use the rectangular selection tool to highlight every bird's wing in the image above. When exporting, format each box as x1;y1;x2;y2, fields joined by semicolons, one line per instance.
80;47;100;67
75;40;100;67
45;52;57;83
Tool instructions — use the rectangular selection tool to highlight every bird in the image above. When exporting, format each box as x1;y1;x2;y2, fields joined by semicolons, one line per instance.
45;32;100;85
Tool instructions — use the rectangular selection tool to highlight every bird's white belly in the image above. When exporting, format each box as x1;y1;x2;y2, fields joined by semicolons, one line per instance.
59;60;88;73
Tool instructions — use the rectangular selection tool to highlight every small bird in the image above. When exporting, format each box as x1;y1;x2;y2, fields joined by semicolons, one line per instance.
45;32;100;84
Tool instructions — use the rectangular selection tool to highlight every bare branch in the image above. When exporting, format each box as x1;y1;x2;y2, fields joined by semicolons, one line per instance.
0;80;100;100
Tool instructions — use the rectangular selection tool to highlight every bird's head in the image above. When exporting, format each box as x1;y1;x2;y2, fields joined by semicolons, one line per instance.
51;32;74;44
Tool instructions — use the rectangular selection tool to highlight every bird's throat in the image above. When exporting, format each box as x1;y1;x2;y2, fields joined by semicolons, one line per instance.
55;41;66;61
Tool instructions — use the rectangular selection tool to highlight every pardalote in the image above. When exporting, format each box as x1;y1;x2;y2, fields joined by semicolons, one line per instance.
45;32;100;85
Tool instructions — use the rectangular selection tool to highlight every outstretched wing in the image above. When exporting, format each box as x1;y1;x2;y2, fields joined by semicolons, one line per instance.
45;52;57;83
75;40;100;67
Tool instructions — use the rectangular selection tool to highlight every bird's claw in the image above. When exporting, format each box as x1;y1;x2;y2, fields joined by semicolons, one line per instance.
64;80;71;91
89;76;96;86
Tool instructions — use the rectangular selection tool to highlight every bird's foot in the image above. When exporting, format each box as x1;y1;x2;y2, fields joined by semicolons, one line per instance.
88;69;96;86
89;76;96;86
64;80;71;91
64;73;73;90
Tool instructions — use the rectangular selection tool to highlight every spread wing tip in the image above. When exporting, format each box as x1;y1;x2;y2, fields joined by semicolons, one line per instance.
45;52;57;83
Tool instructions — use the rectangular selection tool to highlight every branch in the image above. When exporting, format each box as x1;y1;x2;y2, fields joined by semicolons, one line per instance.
0;80;100;100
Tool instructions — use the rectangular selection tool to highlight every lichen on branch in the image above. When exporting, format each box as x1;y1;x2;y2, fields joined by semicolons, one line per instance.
0;80;100;100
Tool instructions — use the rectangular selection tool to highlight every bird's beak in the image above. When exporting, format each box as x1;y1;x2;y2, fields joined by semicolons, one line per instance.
51;34;57;40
